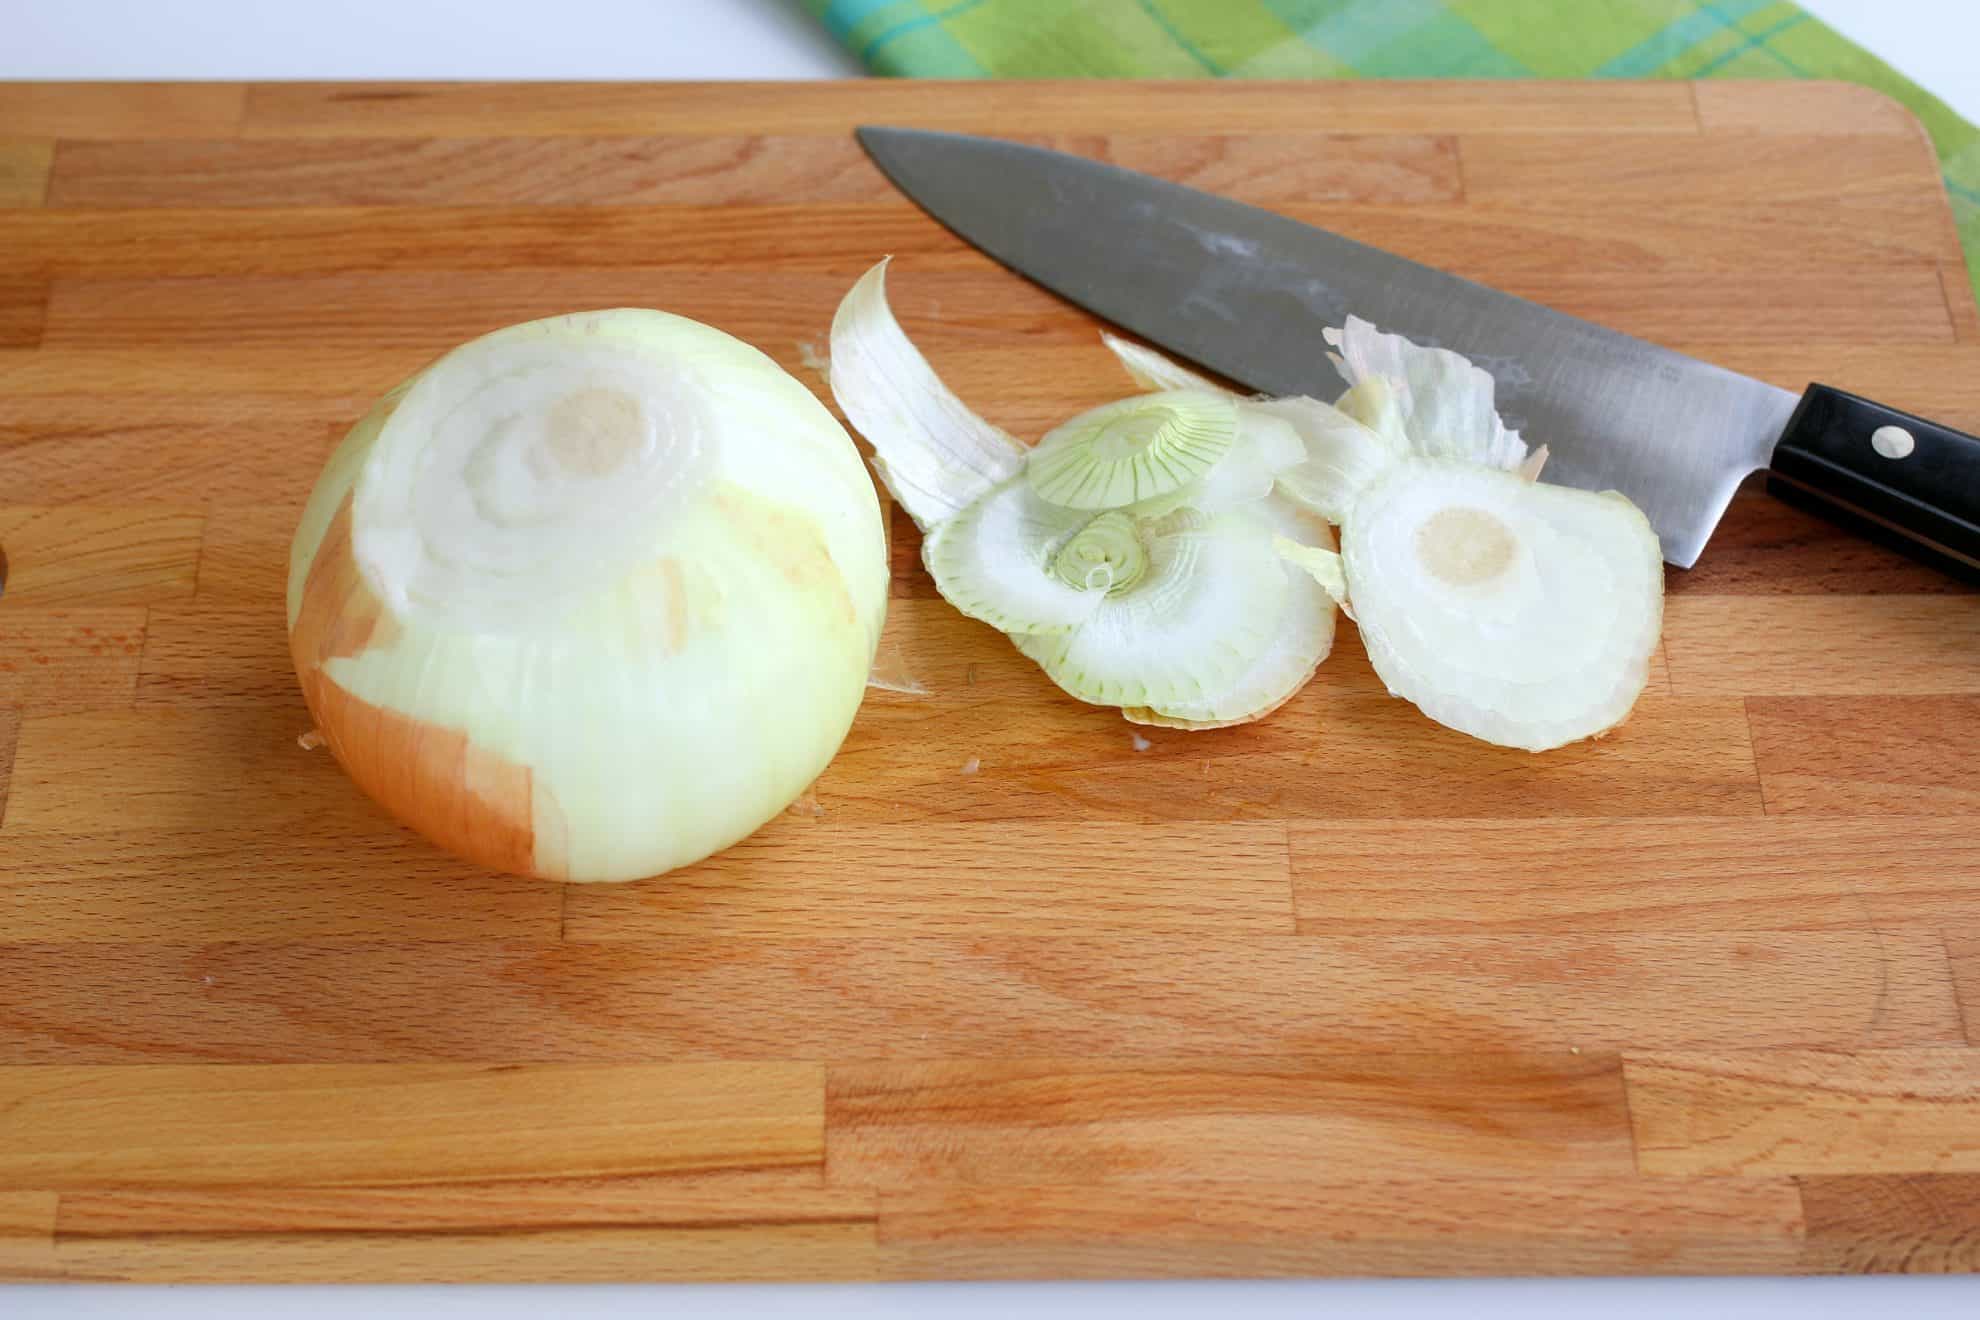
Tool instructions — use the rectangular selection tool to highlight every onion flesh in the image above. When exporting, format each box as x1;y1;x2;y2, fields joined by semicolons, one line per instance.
291;308;889;882
826;262;1660;750
1331;457;1662;751
828;261;1338;730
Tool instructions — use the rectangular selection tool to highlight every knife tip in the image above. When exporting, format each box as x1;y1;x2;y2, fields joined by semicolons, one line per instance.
854;124;925;172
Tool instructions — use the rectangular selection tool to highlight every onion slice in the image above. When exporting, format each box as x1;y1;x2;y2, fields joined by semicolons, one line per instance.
1325;316;1529;470
1125;495;1338;728
1012;508;1292;710
1131;408;1308;517
1028;391;1239;509
920;477;1102;634
824;263;1660;749
1258;393;1401;524
1310;456;1663;751
828;258;1026;530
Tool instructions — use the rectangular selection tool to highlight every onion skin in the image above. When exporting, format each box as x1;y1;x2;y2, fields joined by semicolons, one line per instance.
288;316;889;883
291;484;550;877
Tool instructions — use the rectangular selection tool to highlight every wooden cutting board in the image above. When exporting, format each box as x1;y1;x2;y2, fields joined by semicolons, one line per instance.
2;79;1979;1283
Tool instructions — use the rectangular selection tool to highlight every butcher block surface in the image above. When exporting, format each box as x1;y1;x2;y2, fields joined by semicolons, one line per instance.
2;79;1980;1283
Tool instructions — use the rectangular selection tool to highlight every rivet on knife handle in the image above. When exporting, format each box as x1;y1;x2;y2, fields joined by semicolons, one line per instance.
1767;385;1980;582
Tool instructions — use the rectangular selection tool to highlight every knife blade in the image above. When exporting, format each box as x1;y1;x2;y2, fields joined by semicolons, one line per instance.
855;125;1980;575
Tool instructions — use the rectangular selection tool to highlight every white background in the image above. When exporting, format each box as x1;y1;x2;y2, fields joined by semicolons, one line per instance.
3;0;1978;122
6;1;1978;1316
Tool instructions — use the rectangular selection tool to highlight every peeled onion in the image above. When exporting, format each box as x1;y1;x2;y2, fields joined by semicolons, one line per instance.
288;309;889;883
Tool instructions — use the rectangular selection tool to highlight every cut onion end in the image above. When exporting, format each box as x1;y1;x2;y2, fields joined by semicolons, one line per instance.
920;477;1101;635
1028;390;1239;510
353;311;718;635
1011;508;1291;710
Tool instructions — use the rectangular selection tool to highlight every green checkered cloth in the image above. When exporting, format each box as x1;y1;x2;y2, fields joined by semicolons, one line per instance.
805;0;1980;301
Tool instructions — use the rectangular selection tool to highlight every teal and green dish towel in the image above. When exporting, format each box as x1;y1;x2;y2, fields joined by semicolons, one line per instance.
805;0;1979;300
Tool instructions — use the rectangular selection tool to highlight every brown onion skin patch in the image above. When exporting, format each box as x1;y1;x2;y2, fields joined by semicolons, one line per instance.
292;497;402;663
290;496;549;880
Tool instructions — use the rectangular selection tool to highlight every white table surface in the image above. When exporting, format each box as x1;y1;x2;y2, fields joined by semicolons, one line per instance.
6;1;1978;1316
6;0;1979;123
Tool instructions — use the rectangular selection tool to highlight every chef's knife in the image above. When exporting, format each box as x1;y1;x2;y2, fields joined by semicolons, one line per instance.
856;126;1980;576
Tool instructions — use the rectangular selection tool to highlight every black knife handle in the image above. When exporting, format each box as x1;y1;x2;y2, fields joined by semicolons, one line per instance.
1766;384;1980;582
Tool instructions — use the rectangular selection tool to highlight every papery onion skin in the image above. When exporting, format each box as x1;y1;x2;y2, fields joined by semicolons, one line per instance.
289;311;889;883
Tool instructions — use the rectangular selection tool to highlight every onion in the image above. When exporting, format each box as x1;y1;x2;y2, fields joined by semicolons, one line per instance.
828;261;1338;730
289;309;889;882
1268;319;1662;751
1337;459;1662;750
829;260;1659;752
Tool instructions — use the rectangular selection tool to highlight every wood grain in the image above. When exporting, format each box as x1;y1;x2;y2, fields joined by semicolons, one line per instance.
828;687;1760;821
55;1170;858;1232
1448;264;1953;344
1666;486;1980;597
0;933;1955;1065
37;265;1956;354
0;505;202;605
196;503;319;608
3;198;1962;284
1665;596;1980;696
0;1062;822;1187
0;205;962;280
0;345;423;397
1945;265;1980;341
0;708;16;824
2;705;374;834
0;1191;58;1279
1749;696;1980;814
0;414;340;508
878;1177;1806;1278
0;84;245;139
0;608;146;713
1692;81;1922;137
0;276;45;347
1943;930;1980;1045
564;822;1296;937
0;79;1975;1282
1700;343;1980;427
48;136;895;209
1292;199;1965;273
0;141;52;207
1798;1174;1980;1272
1626;1050;1980;1175
37;269;1078;352
48;1166;868;1281
49;593;1757;825
47;133;1457;210
1462;133;1945;209
137;603;293;707
238;80;1700;138
54;1222;879;1283
828;1055;1636;1186
0;826;561;941
1291;817;1980;932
